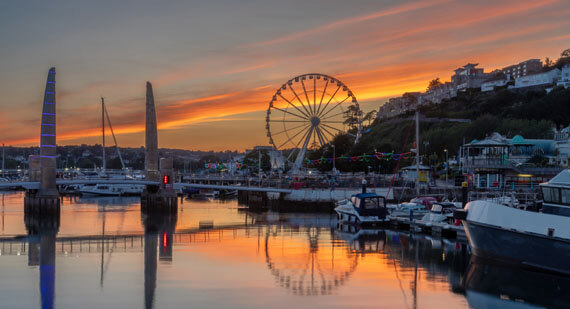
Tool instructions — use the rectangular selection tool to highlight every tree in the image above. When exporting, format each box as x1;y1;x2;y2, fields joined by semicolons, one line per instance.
561;48;570;58
427;78;442;91
363;110;377;126
343;105;360;130
544;57;554;69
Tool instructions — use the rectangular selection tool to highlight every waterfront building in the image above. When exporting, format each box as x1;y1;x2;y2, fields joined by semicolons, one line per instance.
501;59;542;79
401;164;431;184
461;132;566;189
514;68;561;89
557;64;570;88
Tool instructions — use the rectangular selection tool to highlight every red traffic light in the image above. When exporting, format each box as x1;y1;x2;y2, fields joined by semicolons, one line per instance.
163;175;170;184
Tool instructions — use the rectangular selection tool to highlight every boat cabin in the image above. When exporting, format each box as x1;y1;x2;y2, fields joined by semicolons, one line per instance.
351;193;388;218
430;202;456;215
540;169;570;217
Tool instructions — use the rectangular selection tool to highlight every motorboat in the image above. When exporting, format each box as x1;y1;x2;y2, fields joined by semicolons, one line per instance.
334;193;389;226
79;183;144;196
421;202;457;223
190;189;219;200
389;202;429;219
410;196;438;210
455;169;570;275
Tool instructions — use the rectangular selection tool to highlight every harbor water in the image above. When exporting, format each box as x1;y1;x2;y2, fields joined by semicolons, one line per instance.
1;192;569;308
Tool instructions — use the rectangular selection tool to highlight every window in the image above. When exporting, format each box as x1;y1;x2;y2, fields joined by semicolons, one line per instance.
543;187;561;204
562;188;570;204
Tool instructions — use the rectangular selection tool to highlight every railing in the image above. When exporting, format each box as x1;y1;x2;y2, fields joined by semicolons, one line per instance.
462;158;509;168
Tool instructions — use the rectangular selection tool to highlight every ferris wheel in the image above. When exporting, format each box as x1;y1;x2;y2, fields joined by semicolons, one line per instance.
266;73;362;172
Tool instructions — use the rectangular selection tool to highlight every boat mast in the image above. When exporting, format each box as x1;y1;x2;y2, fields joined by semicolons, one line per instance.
101;97;106;173
103;104;126;170
415;110;420;195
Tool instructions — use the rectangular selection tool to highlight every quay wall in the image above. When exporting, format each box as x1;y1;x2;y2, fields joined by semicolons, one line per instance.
239;187;392;212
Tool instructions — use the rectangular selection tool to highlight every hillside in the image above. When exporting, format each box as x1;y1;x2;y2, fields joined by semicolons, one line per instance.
308;86;570;173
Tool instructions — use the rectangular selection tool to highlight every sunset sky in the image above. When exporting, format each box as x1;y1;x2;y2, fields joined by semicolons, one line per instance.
1;0;569;151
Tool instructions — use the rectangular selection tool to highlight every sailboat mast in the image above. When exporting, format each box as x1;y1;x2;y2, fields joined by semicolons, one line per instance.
101;97;106;172
103;105;126;170
415;110;420;195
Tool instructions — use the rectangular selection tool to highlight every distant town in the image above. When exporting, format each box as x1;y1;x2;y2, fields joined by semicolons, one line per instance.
378;49;570;119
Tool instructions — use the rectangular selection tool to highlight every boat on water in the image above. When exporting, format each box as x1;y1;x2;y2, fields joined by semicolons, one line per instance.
420;202;457;223
190;189;220;200
455;169;570;275
334;193;389;226
79;183;145;196
389;202;429;219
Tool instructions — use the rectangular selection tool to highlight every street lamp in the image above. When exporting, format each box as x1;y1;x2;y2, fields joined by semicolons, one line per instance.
444;149;449;186
331;144;336;174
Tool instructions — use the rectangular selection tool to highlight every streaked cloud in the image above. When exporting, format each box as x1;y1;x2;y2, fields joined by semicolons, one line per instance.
0;0;568;150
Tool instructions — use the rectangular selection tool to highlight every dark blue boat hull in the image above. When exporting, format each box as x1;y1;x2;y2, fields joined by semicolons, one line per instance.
464;221;570;275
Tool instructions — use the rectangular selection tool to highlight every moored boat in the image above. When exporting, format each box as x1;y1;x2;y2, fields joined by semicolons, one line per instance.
389;202;429;219
455;169;570;274
334;193;389;226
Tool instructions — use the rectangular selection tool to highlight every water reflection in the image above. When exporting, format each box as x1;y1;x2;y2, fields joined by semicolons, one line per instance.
1;196;567;308
464;258;570;308
141;210;178;309
24;211;60;309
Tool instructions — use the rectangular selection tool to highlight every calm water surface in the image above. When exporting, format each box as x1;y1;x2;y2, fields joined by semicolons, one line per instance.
1;191;569;309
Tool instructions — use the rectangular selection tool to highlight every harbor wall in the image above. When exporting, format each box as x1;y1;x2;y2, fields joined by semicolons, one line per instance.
239;187;392;212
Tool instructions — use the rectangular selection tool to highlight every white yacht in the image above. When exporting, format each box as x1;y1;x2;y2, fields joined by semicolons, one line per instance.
334;193;389;226
455;169;570;274
79;183;144;196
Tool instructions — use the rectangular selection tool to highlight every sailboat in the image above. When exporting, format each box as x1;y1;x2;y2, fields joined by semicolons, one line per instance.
79;98;144;196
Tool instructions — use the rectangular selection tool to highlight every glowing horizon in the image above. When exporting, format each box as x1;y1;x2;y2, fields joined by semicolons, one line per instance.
1;0;569;151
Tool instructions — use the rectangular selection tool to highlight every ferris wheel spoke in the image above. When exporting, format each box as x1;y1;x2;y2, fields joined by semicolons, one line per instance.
320;120;347;124
286;147;298;161
313;78;317;116
282;124;310;141
300;79;313;115
319;95;350;119
299;126;315;152
278;94;311;118
287;126;313;159
288;84;313;117
269;120;308;123
271;106;308;120
315;126;328;147
317;85;340;118
277;124;310;149
320;122;350;135
319;125;337;140
272;122;310;136
320;111;345;121
316;79;329;116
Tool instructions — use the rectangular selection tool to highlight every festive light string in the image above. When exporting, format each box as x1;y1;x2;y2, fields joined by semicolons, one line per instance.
204;162;246;170
305;152;412;166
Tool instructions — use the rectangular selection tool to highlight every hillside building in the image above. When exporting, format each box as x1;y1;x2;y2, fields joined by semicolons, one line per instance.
501;59;542;79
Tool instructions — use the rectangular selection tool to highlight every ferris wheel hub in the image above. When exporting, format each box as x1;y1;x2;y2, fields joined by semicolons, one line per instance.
310;116;320;126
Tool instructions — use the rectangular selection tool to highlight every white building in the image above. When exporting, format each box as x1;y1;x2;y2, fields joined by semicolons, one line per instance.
481;72;511;92
451;63;490;91
514;68;560;89
557;64;570;88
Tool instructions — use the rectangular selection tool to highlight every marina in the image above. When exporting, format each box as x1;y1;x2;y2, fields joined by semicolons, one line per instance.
2;1;570;308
